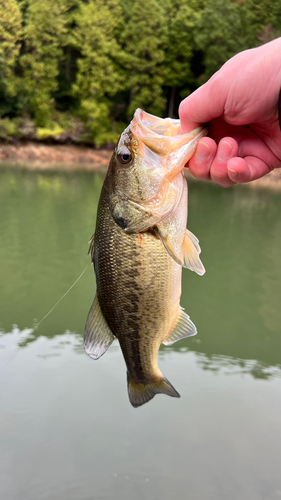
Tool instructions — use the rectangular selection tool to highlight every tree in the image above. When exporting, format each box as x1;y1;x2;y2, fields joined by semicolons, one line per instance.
0;0;22;114
20;0;67;126
122;0;167;118
162;0;205;116
71;0;123;145
194;0;247;81
241;0;281;47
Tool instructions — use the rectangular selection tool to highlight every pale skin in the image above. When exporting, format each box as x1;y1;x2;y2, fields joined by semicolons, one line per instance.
179;38;281;188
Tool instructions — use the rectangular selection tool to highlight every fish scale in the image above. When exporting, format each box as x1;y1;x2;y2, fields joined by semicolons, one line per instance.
94;186;180;384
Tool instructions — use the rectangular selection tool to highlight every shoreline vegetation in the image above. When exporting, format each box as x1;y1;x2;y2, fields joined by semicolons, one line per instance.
0;141;280;190
1;0;281;150
1;0;281;190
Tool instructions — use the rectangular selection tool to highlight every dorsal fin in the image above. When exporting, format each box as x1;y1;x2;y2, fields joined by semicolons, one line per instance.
163;307;197;346
84;295;115;360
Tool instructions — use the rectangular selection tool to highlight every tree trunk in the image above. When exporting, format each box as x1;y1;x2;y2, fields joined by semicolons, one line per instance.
168;86;176;118
65;46;71;82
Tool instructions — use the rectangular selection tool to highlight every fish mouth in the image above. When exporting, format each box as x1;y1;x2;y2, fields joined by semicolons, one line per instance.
112;109;207;234
131;108;207;157
134;108;182;137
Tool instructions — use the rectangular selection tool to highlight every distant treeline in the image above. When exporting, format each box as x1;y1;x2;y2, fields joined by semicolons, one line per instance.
1;0;280;146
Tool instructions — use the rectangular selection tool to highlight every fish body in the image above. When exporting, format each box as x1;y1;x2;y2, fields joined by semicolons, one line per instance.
85;109;206;408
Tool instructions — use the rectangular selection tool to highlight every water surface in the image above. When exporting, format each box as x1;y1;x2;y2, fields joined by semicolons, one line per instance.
1;168;281;500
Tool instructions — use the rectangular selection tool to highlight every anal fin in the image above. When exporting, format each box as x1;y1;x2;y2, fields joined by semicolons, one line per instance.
84;295;115;360
163;307;197;346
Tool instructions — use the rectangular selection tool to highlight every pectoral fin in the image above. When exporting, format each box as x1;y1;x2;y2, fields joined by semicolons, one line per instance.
156;226;205;275
163;307;197;346
84;296;115;359
182;229;205;276
155;226;183;267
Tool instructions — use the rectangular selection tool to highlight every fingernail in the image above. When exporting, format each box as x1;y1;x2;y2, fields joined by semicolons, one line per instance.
195;142;211;161
217;141;233;162
228;167;238;178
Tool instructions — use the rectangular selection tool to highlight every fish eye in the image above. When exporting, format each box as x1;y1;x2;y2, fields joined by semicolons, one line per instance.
117;147;132;165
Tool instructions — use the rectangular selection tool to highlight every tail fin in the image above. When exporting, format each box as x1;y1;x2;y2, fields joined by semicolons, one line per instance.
127;373;180;408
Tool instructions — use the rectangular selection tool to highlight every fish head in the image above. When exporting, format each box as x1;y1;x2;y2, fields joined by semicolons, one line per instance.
107;108;207;233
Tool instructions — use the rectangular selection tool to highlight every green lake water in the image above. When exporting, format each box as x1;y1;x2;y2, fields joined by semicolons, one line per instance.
0;167;281;500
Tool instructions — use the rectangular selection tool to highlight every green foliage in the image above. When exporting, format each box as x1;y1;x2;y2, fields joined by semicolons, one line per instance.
92;121;127;148
163;0;205;87
162;0;206;115
20;0;67;126
0;0;280;144
71;0;123;143
122;0;167;117
194;0;247;81
0;0;22;99
36;123;64;140
0;118;17;139
241;0;281;46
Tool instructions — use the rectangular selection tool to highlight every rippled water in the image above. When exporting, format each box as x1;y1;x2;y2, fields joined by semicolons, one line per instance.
1;168;281;500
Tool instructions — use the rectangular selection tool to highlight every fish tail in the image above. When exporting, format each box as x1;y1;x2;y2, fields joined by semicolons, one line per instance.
127;373;180;408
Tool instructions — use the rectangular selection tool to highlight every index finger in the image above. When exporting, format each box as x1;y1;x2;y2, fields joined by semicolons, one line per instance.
178;77;226;133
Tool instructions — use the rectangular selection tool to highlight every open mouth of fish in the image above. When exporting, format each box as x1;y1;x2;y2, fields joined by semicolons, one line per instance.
132;108;206;162
112;109;207;234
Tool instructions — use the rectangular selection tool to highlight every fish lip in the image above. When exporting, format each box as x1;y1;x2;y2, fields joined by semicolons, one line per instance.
130;109;208;159
133;108;207;141
134;108;180;136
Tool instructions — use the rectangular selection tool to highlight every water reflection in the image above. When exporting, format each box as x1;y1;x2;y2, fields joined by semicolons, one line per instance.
1;169;281;499
194;352;281;380
0;168;281;379
1;325;281;382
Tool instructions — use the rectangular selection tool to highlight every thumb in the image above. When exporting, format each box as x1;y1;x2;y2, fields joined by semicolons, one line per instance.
179;77;226;133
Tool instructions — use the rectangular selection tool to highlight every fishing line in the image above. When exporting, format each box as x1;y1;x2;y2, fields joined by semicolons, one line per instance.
33;264;89;331
2;263;89;368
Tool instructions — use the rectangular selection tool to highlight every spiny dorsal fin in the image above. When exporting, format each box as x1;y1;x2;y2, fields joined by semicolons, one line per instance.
181;229;205;276
84;295;115;360
163;307;197;346
127;373;180;408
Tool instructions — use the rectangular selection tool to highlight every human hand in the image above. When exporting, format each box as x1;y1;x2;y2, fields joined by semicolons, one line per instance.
179;38;281;187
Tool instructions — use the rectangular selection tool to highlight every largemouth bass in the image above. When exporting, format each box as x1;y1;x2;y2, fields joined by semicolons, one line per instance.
85;109;206;408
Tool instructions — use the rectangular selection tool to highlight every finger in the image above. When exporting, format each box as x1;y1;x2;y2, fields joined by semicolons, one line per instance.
209;138;239;188
179;76;226;133
187;137;217;181
227;156;272;183
237;135;281;171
